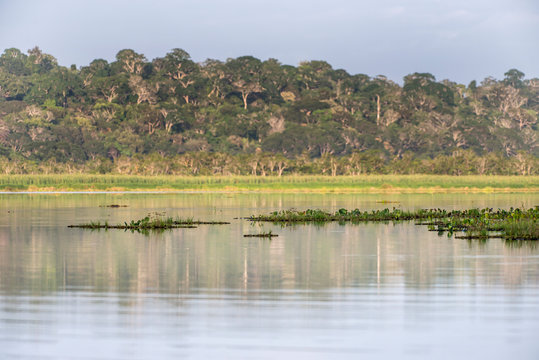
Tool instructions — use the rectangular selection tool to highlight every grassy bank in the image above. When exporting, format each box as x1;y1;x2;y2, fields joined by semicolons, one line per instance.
0;174;537;193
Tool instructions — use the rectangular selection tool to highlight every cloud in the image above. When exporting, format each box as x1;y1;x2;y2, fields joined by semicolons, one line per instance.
386;6;406;17
0;0;537;84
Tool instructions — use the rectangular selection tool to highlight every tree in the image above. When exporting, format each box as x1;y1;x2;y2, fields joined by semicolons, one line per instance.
0;48;29;76
115;49;146;75
504;69;525;88
0;47;537;175
128;75;157;105
25;67;82;106
226;56;264;109
363;75;401;126
200;59;229;105
260;58;292;103
158;48;200;104
26;46;57;74
297;60;334;91
0;69;30;100
403;72;454;114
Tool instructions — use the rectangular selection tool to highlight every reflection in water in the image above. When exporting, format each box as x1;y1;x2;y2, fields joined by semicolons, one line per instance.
2;222;538;294
0;193;538;359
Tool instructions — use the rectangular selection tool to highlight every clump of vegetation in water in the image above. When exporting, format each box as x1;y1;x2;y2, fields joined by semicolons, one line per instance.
249;207;539;240
173;216;230;225
249;208;458;223
69;212;193;231
422;207;539;240
498;219;538;240
69;213;230;231
69;215;197;230
244;230;278;238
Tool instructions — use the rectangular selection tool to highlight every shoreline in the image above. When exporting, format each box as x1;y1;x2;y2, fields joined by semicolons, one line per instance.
1;187;538;194
0;175;537;194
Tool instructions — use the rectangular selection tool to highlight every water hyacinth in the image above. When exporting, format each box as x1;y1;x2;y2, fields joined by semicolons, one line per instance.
249;207;539;240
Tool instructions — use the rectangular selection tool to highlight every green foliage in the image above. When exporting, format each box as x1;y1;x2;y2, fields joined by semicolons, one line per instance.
0;47;537;175
504;69;525;88
249;207;539;240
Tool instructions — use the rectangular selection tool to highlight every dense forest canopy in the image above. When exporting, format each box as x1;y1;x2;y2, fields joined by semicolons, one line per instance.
0;47;537;175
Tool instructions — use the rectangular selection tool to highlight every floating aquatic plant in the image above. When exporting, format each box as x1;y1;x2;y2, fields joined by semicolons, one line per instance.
249;207;539;241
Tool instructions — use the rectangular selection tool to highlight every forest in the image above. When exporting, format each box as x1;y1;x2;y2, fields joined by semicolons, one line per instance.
0;46;537;176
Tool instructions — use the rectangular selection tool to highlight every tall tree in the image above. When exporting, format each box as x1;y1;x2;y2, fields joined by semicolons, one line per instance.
226;56;264;109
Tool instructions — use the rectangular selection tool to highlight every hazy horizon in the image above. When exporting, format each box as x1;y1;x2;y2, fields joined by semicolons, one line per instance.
1;0;538;84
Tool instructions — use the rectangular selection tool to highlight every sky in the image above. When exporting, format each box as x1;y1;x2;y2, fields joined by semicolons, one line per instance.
0;0;537;84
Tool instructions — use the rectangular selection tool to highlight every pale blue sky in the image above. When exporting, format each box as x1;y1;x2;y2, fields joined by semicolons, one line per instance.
0;0;537;84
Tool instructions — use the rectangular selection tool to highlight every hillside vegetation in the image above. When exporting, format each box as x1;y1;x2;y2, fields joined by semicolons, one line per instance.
0;47;537;175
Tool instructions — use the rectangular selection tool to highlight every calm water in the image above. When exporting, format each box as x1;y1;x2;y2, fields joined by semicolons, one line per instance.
0;193;538;359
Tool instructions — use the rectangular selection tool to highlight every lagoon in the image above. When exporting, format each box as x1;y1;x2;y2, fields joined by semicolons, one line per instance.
1;193;538;359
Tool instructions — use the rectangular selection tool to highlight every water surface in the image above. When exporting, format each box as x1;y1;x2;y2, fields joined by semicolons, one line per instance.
1;193;538;359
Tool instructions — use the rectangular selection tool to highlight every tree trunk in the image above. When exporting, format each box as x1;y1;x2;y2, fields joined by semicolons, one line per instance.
376;94;381;126
250;160;258;175
277;162;287;177
242;91;249;110
331;159;337;177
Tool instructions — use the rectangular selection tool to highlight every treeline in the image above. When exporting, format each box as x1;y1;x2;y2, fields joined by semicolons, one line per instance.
0;47;537;175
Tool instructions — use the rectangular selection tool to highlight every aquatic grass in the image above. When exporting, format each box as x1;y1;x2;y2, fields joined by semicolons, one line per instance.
244;230;278;238
498;219;539;240
173;216;230;225
0;174;537;193
69;212;230;231
69;215;197;230
174;216;195;225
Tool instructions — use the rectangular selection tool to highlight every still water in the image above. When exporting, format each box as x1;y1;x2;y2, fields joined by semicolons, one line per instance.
0;193;538;359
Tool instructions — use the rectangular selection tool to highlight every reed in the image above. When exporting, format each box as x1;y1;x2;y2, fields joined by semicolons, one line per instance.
497;219;539;240
0;174;537;193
